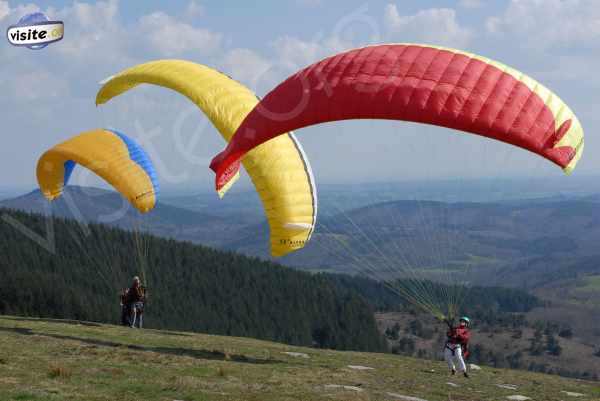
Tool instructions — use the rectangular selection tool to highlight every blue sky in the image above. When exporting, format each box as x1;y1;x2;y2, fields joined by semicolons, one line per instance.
1;0;598;192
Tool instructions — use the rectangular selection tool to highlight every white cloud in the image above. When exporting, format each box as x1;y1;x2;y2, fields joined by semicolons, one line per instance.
219;48;271;89
49;0;125;65
485;0;600;48
0;1;41;23
326;4;381;51
267;3;384;72
0;1;10;20
266;5;380;70
136;12;222;57
271;35;323;68
58;0;118;29
458;0;485;9
9;71;70;101
184;1;204;20
33;0;222;67
384;4;472;48
480;0;600;99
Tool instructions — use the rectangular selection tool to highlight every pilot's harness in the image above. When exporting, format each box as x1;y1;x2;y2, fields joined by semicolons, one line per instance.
444;319;462;356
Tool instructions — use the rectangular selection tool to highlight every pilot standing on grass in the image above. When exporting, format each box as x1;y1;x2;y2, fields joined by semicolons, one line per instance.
444;317;471;378
126;276;146;328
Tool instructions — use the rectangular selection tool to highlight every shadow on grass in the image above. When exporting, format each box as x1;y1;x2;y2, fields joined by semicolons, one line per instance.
2;317;196;337
2;316;103;327
146;329;193;337
0;326;282;365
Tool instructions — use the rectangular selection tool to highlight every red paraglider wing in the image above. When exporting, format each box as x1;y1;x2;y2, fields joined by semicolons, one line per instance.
211;44;583;192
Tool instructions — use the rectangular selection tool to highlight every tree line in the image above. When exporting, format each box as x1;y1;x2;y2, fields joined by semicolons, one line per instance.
0;208;387;352
326;273;543;318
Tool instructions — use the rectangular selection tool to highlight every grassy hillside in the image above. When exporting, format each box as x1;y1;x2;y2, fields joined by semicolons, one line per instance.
3;207;599;379
0;316;598;401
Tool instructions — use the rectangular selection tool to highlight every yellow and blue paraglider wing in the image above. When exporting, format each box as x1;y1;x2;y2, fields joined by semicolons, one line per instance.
36;128;159;213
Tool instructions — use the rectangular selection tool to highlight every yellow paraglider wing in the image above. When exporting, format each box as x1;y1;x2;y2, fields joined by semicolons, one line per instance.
37;129;159;214
96;60;317;257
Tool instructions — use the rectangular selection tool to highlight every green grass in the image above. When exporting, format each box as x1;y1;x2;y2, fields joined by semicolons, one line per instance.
463;253;500;265
575;275;600;292
319;232;352;248
1;315;598;401
559;275;600;306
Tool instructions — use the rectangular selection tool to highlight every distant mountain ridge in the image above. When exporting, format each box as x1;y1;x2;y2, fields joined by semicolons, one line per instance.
0;186;247;251
3;186;600;273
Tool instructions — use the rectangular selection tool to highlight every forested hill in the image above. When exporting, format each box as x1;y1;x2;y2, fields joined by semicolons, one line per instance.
0;208;387;352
